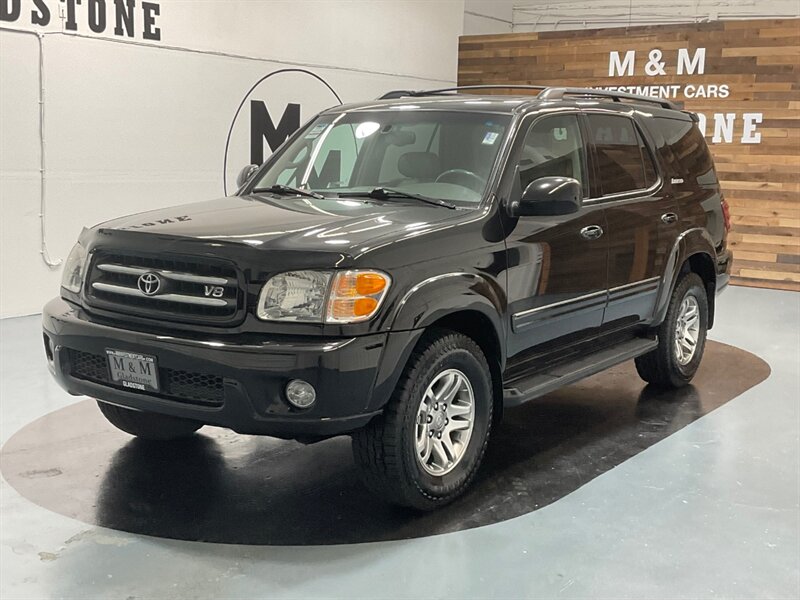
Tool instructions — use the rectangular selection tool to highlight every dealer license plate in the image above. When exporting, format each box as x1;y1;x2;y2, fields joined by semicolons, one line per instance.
106;349;160;393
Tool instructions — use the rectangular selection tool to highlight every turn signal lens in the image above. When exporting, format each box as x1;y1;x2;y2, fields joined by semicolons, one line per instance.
326;270;390;323
332;272;388;297
329;297;379;319
356;273;387;295
354;297;378;315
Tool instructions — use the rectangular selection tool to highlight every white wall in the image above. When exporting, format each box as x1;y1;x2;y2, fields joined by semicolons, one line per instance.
463;0;514;34
463;0;800;36
0;0;466;318
512;0;800;31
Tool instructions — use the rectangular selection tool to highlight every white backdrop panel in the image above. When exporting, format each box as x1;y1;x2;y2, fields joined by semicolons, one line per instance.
0;1;463;317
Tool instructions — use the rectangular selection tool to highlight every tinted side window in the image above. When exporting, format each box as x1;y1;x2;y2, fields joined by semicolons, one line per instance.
640;131;658;187
588;114;657;195
515;114;586;193
653;117;717;185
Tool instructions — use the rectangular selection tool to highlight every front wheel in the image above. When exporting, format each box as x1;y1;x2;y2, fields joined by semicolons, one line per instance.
96;401;202;440
635;272;709;388
352;329;493;510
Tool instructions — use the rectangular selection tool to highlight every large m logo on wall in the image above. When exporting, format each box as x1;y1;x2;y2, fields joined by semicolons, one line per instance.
249;101;300;165
223;68;341;194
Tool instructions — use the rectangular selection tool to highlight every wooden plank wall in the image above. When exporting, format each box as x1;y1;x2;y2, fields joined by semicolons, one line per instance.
458;18;800;291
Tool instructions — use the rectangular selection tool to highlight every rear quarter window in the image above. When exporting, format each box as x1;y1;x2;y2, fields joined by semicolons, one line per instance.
652;117;718;186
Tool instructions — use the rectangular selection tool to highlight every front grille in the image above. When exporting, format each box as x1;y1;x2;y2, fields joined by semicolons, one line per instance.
85;251;242;325
67;349;225;407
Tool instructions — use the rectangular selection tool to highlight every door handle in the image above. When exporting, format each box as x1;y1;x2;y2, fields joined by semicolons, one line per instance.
661;212;678;224
579;225;604;240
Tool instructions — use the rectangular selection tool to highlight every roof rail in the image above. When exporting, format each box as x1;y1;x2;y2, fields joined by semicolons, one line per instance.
379;85;547;99
537;87;681;110
379;84;681;110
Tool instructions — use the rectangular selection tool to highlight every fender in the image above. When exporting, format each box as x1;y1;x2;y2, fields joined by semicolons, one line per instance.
364;272;507;413
653;228;717;326
389;272;506;340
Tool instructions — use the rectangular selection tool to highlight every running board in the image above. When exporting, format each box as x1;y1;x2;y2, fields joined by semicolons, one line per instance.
502;337;658;407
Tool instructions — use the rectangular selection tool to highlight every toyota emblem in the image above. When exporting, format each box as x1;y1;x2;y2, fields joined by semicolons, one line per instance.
137;272;162;296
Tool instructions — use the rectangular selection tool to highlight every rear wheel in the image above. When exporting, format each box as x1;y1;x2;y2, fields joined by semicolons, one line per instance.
96;401;202;440
352;329;493;510
635;272;708;388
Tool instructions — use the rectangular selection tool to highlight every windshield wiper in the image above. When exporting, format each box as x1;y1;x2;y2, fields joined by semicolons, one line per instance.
343;187;456;209
251;184;325;200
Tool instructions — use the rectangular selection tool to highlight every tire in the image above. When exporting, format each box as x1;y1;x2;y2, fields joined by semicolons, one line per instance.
96;401;202;440
352;329;493;510
635;272;709;389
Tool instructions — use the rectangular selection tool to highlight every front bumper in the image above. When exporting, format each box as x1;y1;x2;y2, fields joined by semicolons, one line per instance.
42;297;419;438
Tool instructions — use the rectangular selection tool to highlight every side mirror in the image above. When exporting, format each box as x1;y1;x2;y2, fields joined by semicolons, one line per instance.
236;164;259;188
510;175;582;217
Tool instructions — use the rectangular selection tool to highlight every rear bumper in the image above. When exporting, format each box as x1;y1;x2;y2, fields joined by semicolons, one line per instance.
716;248;732;295
42;297;418;438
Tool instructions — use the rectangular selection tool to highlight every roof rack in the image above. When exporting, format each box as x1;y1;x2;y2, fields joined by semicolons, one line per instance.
379;85;681;110
538;87;681;110
379;85;547;99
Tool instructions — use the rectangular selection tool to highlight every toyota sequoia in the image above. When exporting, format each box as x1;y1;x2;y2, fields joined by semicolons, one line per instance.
43;85;732;509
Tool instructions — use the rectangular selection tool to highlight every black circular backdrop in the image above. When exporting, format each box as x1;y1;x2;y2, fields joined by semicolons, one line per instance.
0;341;769;545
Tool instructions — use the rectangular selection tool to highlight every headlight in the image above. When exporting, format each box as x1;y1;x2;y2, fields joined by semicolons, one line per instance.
256;269;391;323
257;271;332;322
61;242;88;293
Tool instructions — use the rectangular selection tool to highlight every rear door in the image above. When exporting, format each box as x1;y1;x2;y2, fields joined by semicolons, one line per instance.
584;110;681;334
501;110;608;360
651;116;727;247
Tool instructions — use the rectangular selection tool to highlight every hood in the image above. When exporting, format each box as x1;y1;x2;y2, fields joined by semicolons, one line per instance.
98;194;466;253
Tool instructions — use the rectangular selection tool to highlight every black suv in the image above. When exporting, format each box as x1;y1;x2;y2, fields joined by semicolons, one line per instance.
43;85;731;509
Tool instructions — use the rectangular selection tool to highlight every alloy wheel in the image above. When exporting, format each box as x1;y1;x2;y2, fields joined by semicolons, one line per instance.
674;294;700;366
414;369;475;476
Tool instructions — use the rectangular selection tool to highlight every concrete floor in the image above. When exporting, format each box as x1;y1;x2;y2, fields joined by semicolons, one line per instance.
1;285;799;599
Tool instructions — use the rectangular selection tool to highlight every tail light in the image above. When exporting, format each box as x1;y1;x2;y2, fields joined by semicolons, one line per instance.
721;197;731;232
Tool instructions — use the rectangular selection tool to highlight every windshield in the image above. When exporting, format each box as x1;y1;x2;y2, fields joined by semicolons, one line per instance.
250;110;511;205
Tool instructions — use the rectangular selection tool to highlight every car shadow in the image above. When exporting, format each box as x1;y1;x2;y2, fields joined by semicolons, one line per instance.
1;340;770;545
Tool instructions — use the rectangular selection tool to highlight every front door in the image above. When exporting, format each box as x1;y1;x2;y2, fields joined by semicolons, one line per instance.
583;111;681;334
501;111;608;361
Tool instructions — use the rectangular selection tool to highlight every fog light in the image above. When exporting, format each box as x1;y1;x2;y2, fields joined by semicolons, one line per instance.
285;379;316;408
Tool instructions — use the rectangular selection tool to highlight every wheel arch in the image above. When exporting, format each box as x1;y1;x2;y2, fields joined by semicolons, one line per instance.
387;273;506;335
425;310;505;427
368;273;507;420
684;253;716;327
655;228;718;328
